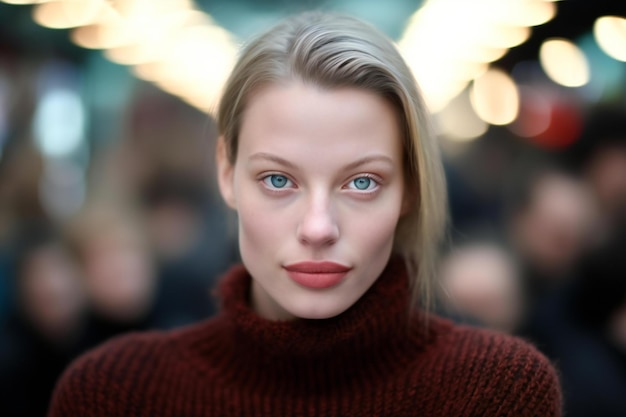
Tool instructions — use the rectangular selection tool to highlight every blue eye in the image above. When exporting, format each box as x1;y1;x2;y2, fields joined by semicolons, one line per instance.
349;176;377;191
263;174;292;189
353;177;371;190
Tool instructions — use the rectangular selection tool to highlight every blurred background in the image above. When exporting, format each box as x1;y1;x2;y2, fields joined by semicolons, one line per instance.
0;0;625;416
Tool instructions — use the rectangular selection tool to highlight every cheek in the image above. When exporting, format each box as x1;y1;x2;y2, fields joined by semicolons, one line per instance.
239;206;279;248
343;196;403;251
236;190;293;260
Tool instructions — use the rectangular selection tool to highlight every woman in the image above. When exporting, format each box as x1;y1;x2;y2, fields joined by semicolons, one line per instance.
48;12;561;416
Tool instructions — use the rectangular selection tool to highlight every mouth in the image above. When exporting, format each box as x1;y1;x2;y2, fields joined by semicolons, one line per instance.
283;261;351;289
284;261;351;274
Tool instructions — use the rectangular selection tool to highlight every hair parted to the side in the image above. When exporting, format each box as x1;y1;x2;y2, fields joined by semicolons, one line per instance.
217;11;448;312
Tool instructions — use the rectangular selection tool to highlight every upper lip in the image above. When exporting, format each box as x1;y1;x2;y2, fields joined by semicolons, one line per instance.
283;261;351;273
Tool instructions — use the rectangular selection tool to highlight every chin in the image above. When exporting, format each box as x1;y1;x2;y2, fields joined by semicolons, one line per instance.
285;300;351;320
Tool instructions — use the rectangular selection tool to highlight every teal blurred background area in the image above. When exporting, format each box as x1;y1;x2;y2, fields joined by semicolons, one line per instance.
0;1;625;416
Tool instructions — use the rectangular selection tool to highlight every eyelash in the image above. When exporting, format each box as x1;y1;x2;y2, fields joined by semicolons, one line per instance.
260;173;296;192
258;173;382;195
344;174;381;193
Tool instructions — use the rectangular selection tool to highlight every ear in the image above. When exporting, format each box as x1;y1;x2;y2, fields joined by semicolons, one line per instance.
216;136;237;210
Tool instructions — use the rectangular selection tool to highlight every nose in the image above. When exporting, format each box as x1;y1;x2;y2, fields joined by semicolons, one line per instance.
296;194;339;247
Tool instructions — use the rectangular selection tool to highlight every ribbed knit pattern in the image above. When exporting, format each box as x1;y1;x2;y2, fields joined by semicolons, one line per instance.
48;258;562;416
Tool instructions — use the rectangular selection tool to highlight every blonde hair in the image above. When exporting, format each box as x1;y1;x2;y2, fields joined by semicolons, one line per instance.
217;11;448;311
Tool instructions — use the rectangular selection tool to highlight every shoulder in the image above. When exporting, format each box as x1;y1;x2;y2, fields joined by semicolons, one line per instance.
431;315;548;359
47;316;228;417
438;319;559;383
47;330;174;417
419;315;562;416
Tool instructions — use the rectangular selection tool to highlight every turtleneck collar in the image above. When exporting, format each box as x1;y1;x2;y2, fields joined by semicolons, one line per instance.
180;256;435;392
218;256;427;359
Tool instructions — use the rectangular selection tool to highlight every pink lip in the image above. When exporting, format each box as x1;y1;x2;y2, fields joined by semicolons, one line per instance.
284;261;351;289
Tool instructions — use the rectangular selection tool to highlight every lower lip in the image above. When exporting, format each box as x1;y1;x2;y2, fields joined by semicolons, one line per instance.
286;270;348;289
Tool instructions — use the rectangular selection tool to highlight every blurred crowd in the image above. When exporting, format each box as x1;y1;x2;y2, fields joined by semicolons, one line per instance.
1;17;626;417
0;58;239;415
438;104;626;416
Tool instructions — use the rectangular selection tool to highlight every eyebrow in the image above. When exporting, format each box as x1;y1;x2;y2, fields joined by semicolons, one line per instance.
343;155;395;171
248;152;394;170
248;153;298;169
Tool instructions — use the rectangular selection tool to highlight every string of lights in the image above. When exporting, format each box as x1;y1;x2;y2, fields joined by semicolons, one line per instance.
1;0;625;142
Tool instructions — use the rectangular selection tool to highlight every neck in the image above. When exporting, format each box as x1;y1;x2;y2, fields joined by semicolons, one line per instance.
222;257;425;359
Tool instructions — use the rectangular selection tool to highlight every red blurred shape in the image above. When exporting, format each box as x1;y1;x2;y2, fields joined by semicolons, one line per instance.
534;100;583;150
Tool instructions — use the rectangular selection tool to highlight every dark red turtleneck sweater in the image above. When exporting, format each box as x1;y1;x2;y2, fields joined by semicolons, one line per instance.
48;258;562;416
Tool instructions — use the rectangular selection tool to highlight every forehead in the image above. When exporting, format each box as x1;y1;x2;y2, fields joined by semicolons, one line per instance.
238;82;402;157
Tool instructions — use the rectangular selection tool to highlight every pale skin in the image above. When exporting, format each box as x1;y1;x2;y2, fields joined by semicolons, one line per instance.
217;81;410;321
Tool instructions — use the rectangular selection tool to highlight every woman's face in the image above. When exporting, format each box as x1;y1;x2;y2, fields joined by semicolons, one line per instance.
217;82;407;320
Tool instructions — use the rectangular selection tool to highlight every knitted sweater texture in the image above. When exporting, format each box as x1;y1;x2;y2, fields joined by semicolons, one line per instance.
48;258;562;416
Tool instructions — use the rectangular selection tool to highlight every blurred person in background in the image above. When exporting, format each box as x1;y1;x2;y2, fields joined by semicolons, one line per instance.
142;172;210;264
85;83;237;329
0;224;86;417
504;163;597;309
505;162;599;357
0;139;49;322
438;238;524;334
444;131;522;236
567;105;626;241
65;202;159;350
525;227;626;417
140;170;238;328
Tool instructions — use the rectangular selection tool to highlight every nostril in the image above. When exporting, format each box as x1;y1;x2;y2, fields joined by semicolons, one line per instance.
297;208;339;246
